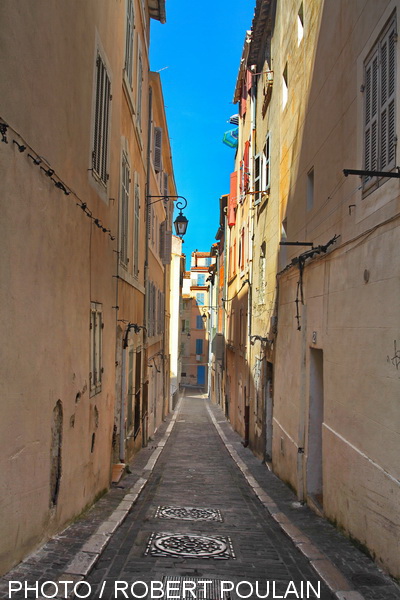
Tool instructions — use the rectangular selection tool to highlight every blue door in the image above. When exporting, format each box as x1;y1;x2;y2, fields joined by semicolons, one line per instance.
197;366;206;386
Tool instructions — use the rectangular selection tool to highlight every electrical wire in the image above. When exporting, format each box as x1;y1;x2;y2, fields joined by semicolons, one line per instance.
0;118;116;241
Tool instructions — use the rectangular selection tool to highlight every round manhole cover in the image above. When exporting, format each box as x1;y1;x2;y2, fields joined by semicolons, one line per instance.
351;573;386;586
154;533;228;557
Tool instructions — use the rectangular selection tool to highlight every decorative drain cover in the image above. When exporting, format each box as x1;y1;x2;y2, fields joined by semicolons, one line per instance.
155;506;223;522
145;532;235;559
156;577;237;599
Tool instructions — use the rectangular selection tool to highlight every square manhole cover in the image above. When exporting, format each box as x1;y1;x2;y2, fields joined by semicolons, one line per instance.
148;577;237;599
145;532;235;559
155;506;223;522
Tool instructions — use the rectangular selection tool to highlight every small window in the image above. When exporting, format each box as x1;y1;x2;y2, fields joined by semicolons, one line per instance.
153;127;163;172
124;0;135;86
297;2;304;45
197;273;206;286
263;133;271;191
307;167;314;211
120;152;130;266
259;242;266;304
133;178;140;276
364;15;396;187
90;302;103;396
196;339;203;354
282;63;288;109
196;315;204;329
196;292;205;306
254;153;261;205
93;53;111;185
136;51;143;129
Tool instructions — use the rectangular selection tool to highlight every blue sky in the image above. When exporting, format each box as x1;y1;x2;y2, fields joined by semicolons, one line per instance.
150;1;255;268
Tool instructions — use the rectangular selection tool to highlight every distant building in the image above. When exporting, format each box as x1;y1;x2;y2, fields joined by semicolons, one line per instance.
180;251;216;389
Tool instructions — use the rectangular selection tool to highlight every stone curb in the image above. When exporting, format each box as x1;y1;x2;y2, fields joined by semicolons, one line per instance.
205;402;366;600
57;398;183;597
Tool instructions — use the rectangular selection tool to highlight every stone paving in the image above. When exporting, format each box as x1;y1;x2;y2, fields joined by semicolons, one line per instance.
1;389;399;600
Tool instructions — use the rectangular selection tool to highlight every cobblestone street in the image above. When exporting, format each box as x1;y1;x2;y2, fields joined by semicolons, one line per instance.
1;390;399;600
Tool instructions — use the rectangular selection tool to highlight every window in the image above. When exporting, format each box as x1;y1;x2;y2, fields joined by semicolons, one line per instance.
254;153;261;205
197;273;206;286
297;2;304;45
133;179;140;276
196;315;204;329
136;51;143;129
120;152;130;266
196;339;203;355
124;0;134;86
196;292;205;306
93;53;111;185
153;127;162;172
258;242;266;304
282;63;288;109
263;134;271;191
90;302;103;396
307;167;314;211
364;16;396;185
254;133;270;206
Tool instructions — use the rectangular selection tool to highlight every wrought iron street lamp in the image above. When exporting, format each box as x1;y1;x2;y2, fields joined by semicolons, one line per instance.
146;195;189;238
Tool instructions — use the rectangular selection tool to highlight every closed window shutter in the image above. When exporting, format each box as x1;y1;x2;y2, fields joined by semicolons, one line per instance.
163;172;168;197
93;54;111;184
380;21;396;169
133;179;140;276
159;220;166;259
124;0;134;86
137;52;143;126
254;154;261;205
364;50;379;174
228;171;238;226
120;153;130;266
164;229;172;264
154;127;162;172
263;134;271;190
243;140;250;191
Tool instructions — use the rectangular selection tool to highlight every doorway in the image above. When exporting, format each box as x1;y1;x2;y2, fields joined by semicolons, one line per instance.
307;348;324;507
265;361;273;462
197;365;206;386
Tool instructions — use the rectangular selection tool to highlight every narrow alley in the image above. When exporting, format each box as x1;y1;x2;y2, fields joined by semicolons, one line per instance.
2;390;399;600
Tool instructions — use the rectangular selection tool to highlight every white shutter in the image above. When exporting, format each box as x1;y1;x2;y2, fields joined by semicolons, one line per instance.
153;127;162;172
254;153;261;205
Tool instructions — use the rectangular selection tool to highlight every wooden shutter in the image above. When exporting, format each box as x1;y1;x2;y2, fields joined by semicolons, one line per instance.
228;171;238;226
159;220;166;260
133;178;140;276
137;52;143;126
93;54;111;184
120;153;130;266
243;140;250;191
254;154;261;205
380;19;396;169
124;0;134;86
364;49;379;174
153;127;162;172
